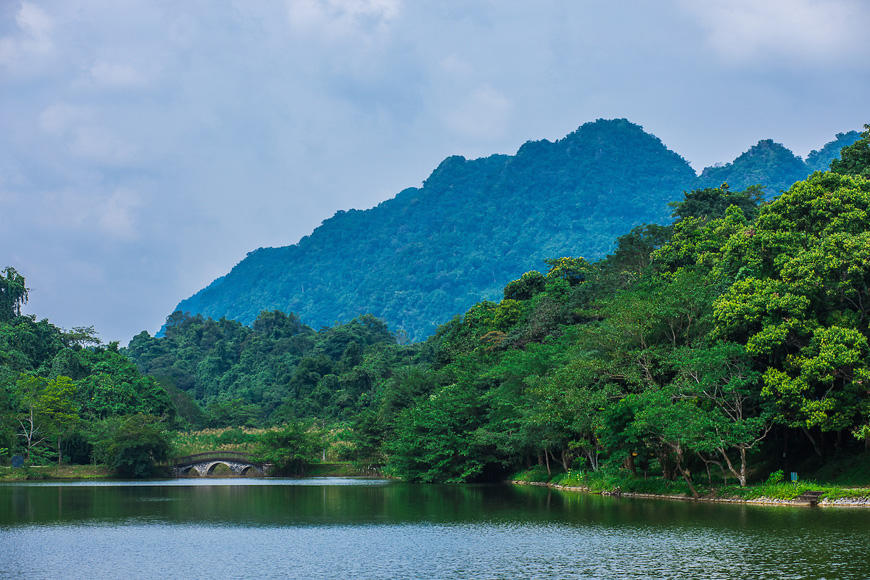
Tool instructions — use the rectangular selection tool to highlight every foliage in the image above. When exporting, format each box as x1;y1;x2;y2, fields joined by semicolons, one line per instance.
0;268;181;469
125;311;416;426
254;422;323;475
830;124;870;178
88;414;171;478
713;172;870;444
0;267;28;323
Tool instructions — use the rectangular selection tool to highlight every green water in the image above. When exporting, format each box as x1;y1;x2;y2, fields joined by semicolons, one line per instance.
1;478;868;579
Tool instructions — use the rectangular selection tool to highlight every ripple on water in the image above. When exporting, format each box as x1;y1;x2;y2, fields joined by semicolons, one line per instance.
1;483;869;580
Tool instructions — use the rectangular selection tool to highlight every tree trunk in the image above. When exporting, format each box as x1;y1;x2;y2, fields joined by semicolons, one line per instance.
624;453;636;475
802;426;823;456
697;452;727;486
679;467;699;499
656;448;673;481
719;447;747;487
672;445;699;499
584;446;600;471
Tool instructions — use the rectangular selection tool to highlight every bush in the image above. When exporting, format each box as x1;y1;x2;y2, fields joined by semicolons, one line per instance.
89;414;171;478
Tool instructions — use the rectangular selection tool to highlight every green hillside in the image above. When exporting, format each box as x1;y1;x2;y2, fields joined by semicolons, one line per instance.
171;121;860;341
696;131;860;197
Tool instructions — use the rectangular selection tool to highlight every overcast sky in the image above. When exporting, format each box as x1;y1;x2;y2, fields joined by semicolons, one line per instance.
2;0;868;344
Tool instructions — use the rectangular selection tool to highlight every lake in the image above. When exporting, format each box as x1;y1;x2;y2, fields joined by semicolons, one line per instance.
1;478;868;579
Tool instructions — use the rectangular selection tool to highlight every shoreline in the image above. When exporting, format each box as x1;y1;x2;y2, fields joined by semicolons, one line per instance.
510;479;870;507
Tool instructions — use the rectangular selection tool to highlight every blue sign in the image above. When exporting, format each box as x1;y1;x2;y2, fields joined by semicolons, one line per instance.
11;455;24;468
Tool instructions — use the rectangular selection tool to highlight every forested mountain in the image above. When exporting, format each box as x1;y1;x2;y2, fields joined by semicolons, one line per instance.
807;131;862;172
696;131;860;196
171;120;860;342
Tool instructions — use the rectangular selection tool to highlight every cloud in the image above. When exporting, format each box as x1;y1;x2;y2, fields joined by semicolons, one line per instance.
680;0;870;67
0;1;53;68
97;188;143;240
39;103;91;135
31;187;143;241
38;103;138;165
286;0;401;43
443;84;512;141
67;126;138;164
88;60;146;88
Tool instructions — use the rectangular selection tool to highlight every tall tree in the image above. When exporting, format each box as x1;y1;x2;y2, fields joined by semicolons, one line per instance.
830;124;870;178
714;171;870;453
14;374;79;463
0;267;28;322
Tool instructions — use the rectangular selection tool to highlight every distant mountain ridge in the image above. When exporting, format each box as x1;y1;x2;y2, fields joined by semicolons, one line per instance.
168;120;860;341
696;131;859;196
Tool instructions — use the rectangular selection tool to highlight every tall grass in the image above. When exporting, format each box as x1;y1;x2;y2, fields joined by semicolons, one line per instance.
169;428;267;457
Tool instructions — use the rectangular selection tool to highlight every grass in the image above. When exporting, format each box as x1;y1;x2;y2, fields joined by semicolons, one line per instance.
510;462;870;503
169;427;268;457
0;464;113;482
303;463;366;477
799;452;870;487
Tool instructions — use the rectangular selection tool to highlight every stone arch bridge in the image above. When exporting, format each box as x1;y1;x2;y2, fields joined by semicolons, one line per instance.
170;451;270;477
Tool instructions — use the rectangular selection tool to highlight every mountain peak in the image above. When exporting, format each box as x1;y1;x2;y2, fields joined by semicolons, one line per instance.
167;120;856;341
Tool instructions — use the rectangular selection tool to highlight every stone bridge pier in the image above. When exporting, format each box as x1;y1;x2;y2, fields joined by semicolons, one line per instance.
175;460;264;477
169;452;270;477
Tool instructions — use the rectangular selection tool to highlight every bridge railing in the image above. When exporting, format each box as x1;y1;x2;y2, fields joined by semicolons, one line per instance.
170;451;261;466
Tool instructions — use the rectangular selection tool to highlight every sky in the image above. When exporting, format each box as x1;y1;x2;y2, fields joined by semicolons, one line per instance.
2;0;869;345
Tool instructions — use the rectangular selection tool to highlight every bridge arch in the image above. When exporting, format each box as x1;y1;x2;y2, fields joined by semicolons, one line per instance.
169;451;269;478
206;462;234;476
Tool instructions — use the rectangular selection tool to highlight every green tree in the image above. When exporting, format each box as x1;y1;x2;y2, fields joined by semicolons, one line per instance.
503;271;546;301
673;343;770;486
255;422;322;475
830;124;870;178
669;183;764;223
89;414;170;477
626;387;712;498
714;171;870;453
0;267;28;322
387;383;489;482
13;374;79;463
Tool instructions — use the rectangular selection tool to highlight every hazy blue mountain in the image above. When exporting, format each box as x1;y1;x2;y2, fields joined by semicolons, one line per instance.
172;119;696;340
806;131;861;172
697;132;861;197
169;120;860;341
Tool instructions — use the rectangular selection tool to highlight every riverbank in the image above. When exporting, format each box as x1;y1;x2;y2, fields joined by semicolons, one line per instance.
0;464;114;482
0;461;365;482
510;474;870;507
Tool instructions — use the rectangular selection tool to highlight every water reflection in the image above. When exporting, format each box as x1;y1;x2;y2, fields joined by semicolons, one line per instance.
1;480;868;580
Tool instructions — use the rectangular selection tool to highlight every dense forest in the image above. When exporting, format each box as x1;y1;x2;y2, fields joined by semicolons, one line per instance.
172;120;859;341
2;124;868;489
0;271;176;476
